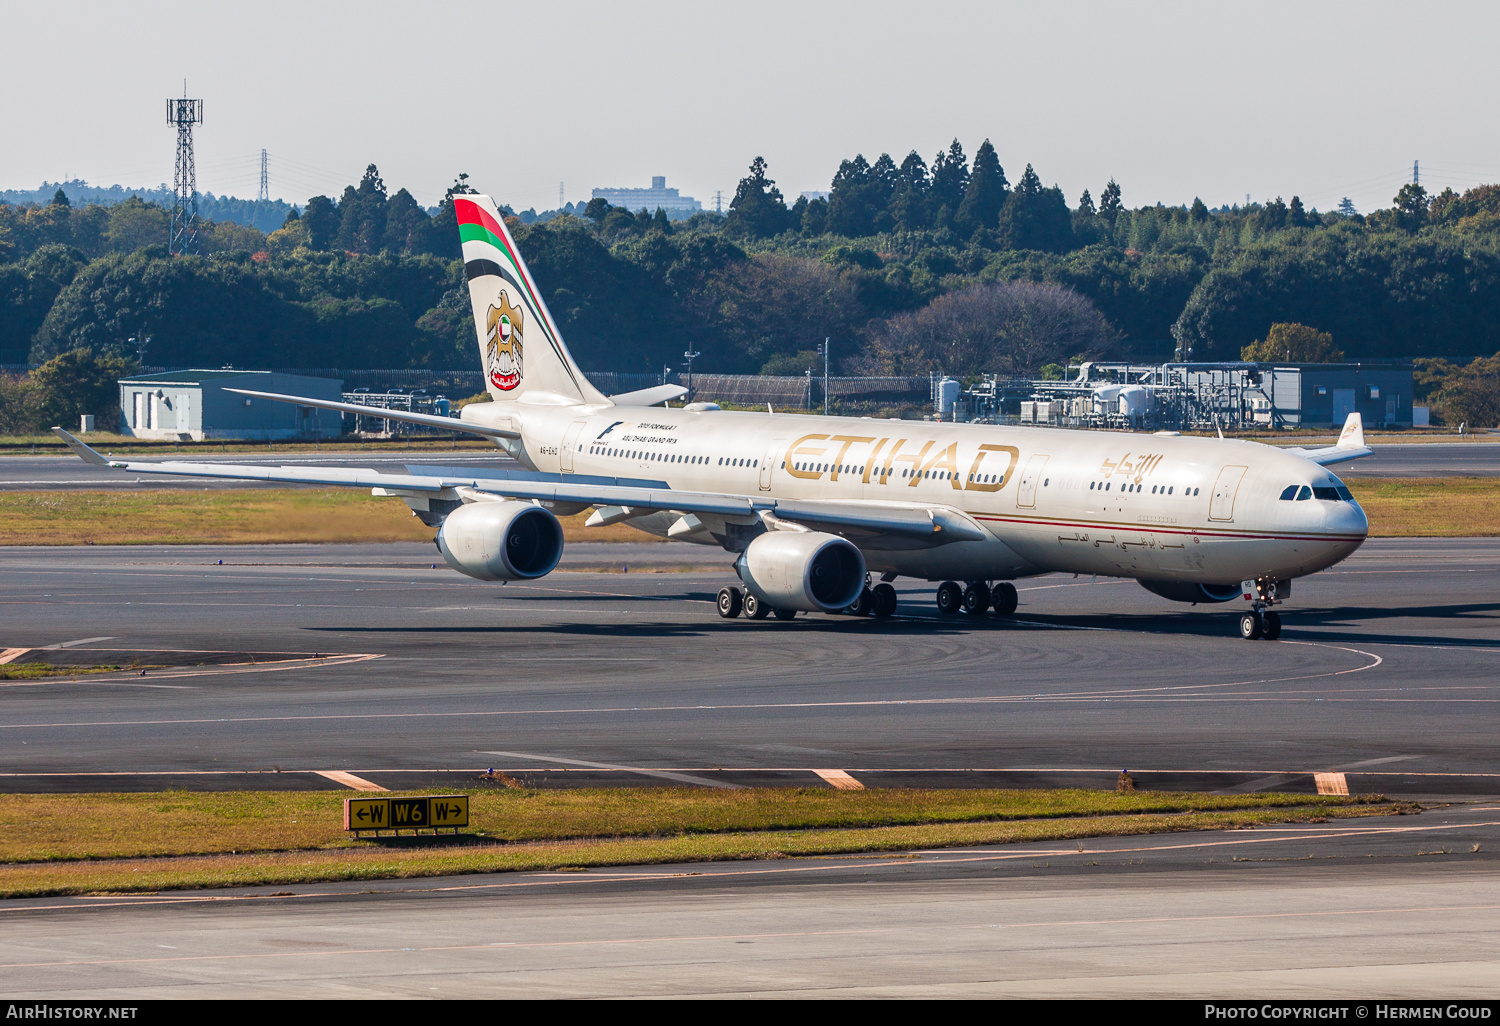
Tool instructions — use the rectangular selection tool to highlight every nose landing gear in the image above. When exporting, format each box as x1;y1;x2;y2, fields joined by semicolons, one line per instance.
1238;577;1286;640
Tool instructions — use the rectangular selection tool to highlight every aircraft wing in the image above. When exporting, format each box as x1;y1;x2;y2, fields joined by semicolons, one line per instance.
1285;412;1374;466
50;429;988;544
223;389;522;440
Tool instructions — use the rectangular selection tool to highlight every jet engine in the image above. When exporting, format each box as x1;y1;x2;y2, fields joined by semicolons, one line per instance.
436;500;564;582
735;531;866;613
1139;580;1241;604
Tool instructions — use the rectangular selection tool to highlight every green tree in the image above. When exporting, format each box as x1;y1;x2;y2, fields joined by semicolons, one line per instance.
995;165;1073;253
955;139;1007;236
727;156;792;239
1098;179;1122;223
301;196;337;251
29;346;136;428
827;154;875;236
888;151;931;231
1394;182;1429;231
1190;197;1209;222
1433;353;1500;428
1240;322;1343;362
929;140;969;226
337;165;389;254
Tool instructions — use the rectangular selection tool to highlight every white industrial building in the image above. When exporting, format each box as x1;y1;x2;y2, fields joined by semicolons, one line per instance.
591;176;703;219
117;369;343;440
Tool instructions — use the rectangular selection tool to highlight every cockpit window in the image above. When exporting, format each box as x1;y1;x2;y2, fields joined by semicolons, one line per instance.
1312;486;1341;501
1279;485;1298;500
1295;485;1312;500
1335;485;1354;501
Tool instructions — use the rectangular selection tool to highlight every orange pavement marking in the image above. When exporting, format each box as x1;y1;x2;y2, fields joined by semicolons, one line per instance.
314;770;388;792
1314;772;1350;796
814;769;864;790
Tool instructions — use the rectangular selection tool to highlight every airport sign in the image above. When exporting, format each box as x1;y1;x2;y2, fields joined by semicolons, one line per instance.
344;795;470;834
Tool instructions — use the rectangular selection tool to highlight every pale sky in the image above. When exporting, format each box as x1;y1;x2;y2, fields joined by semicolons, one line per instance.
4;0;1498;217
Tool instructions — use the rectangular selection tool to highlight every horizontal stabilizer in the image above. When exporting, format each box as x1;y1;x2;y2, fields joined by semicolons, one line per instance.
609;384;689;407
223;389;521;439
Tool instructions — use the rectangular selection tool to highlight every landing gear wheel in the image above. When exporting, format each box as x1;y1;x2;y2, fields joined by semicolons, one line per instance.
962;581;991;615
1262;609;1282;640
1239;612;1263;640
772;607;798;621
744;592;770;619
992;582;1018;617
870;583;898;618
847;587;874;617
717;586;743;619
935;580;964;615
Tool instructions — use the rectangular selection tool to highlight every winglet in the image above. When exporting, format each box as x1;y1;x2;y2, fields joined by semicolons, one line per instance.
1337;412;1364;450
50;426;112;466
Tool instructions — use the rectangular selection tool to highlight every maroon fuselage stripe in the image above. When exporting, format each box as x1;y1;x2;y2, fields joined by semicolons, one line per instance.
970;513;1364;544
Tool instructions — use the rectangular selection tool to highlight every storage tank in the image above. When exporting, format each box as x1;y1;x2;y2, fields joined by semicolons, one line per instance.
934;377;960;418
1117;385;1152;424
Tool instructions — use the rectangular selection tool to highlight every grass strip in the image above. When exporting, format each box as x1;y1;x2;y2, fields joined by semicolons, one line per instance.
1342;477;1500;536
0;490;654;545
0;663;127;681
0;787;1373;864
0;801;1397;899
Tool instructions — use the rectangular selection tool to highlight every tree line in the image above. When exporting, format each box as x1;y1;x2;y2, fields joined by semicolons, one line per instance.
3;146;1500;428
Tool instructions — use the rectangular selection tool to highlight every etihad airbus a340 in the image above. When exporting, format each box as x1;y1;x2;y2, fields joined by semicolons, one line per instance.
53;193;1373;640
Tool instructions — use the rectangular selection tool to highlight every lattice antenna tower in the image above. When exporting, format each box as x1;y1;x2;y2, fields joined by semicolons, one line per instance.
166;85;204;255
259;149;269;202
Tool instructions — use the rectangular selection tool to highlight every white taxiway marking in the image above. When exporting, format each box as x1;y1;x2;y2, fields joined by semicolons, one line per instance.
38;637;115;650
481;750;744;790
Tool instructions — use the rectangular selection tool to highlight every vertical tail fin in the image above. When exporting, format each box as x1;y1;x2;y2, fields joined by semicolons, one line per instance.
455;194;609;406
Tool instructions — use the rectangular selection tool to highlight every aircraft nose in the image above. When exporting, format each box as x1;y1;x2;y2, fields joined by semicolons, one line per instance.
1325;497;1368;541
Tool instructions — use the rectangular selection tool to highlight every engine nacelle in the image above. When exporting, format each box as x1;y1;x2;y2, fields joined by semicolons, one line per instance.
436;501;564;582
735;531;866;613
1139;580;1241;604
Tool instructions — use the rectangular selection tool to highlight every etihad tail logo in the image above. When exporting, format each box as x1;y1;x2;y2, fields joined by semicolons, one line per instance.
486;293;524;391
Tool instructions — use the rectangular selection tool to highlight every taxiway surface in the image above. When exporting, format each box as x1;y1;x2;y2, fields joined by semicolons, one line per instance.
2;538;1498;796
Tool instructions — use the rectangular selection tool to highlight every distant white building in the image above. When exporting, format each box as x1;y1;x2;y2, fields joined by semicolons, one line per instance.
118;369;343;440
592;176;703;220
800;191;830;203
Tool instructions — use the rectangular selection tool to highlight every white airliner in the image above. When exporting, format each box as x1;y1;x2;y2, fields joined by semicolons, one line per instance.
53;193;1373;640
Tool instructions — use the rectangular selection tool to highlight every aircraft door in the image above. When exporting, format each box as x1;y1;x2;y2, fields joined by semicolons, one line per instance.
1016;454;1050;508
560;419;587;473
1209;465;1248;521
759;440;782;491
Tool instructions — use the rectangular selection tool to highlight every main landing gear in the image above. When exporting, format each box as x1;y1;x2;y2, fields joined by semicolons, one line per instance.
715;581;898;621
934;580;1017;618
1238;577;1286;641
